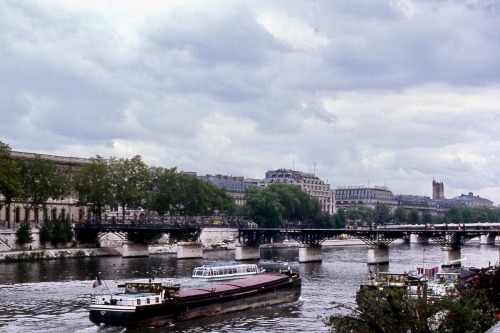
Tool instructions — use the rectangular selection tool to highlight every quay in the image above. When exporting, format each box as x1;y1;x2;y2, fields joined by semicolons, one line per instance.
2;221;500;265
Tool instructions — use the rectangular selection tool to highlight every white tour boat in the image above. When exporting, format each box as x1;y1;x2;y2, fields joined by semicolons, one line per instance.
192;262;265;281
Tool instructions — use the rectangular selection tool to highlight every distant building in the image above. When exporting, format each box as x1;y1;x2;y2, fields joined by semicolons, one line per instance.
450;192;493;208
432;179;445;200
198;174;258;206
263;169;335;214
1;151;93;226
335;181;496;217
394;194;436;214
335;185;397;210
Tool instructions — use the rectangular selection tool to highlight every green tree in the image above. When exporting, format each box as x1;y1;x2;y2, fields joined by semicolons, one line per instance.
73;156;112;220
408;209;422;224
16;221;33;246
334;208;347;228
446;207;462;224
209;186;237;215
39;219;53;246
141;166;176;217
324;286;496;333
16;156;70;222
265;183;324;226
466;267;500;308
243;183;329;228
346;206;361;225
422;211;433;225
244;187;283;227
51;217;73;246
0;141;22;226
173;173;213;215
373;203;391;225
39;217;73;247
393;207;407;224
108;155;149;220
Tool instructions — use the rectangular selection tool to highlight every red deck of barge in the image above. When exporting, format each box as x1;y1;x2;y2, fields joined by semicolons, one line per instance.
174;273;291;298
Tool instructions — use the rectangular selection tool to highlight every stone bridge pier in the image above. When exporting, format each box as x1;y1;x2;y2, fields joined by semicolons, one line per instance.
480;233;497;245
299;244;322;263
176;242;203;259
367;245;389;265
235;244;261;261
441;246;462;267
410;234;429;244
122;242;149;257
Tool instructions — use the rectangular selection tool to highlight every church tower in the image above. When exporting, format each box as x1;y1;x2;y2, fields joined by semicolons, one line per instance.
432;178;445;200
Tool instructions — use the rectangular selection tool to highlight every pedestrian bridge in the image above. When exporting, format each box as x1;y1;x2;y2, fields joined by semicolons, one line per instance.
73;221;500;265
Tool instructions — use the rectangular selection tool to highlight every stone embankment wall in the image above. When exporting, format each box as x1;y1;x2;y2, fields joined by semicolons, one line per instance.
0;227;239;262
0;247;121;262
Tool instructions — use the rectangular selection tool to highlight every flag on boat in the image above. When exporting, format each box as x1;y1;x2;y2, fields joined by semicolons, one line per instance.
92;275;102;288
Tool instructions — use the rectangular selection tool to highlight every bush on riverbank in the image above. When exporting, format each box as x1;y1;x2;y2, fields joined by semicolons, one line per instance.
3;248;95;263
323;286;497;333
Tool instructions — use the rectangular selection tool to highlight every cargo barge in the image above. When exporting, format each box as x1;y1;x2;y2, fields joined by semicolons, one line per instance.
89;270;301;327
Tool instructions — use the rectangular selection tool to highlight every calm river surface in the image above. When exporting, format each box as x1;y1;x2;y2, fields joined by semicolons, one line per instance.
1;241;499;333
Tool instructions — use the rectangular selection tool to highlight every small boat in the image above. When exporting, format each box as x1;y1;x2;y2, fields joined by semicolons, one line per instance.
192;262;265;281
359;270;462;298
211;241;229;249
89;270;301;327
359;272;410;292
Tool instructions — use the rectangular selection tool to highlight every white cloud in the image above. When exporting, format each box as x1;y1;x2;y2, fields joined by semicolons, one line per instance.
256;12;330;50
1;0;500;205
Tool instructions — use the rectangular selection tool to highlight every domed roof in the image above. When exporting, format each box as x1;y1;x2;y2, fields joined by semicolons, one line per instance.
451;192;493;205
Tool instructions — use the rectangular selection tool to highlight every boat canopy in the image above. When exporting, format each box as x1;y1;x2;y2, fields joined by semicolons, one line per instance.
192;263;259;278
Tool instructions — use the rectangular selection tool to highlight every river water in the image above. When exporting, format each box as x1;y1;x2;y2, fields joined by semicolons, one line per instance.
1;241;499;333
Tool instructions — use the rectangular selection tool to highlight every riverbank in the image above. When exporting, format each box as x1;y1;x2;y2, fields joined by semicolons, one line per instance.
0;238;368;263
0;247;122;263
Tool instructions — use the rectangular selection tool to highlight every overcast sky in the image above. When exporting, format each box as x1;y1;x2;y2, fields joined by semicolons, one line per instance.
1;0;499;205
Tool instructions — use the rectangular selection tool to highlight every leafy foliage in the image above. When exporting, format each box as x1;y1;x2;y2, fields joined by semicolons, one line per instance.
333;208;347;228
466;267;500;308
39;218;73;247
373;203;391;225
16;156;70;218
173;173;236;216
244;183;331;227
108;155;149;220
72;155;112;219
324;286;496;333
16;221;33;245
0;141;22;223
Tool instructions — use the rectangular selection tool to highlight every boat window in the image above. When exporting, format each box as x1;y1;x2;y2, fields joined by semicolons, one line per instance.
137;299;141;305
156;297;159;303
147;298;150;304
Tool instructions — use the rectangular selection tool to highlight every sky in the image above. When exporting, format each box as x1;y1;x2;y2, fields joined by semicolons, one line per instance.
1;0;500;205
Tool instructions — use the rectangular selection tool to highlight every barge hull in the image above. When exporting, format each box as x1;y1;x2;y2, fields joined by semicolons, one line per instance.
89;273;301;327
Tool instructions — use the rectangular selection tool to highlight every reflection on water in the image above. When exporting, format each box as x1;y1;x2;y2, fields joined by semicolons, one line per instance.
0;242;499;332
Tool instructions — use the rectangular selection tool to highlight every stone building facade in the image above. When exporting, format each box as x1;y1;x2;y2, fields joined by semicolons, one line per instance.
197;174;258;206
262;169;335;214
0;151;92;228
335;185;397;210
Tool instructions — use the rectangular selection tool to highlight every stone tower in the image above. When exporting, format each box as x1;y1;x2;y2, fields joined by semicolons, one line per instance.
432;178;445;200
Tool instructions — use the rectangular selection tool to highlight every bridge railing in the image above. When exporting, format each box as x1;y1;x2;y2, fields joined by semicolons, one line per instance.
74;216;258;229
